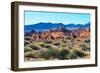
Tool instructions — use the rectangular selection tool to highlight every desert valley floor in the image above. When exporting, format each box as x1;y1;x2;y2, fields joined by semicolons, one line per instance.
24;27;90;61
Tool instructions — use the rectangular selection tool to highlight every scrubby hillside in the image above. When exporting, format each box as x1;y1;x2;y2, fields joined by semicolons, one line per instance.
24;24;90;61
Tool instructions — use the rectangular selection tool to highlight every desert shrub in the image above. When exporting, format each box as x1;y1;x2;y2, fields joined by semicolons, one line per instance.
84;39;90;43
24;40;30;45
61;44;67;48
39;43;45;47
45;45;52;49
58;49;80;60
53;42;60;46
24;46;32;52
68;53;77;59
68;46;73;49
30;45;41;50
62;40;67;43
87;48;90;51
25;51;39;58
39;51;49;59
80;44;90;51
44;40;53;44
67;50;77;59
24;37;31;41
58;49;70;60
74;49;86;57
40;48;58;60
66;37;71;40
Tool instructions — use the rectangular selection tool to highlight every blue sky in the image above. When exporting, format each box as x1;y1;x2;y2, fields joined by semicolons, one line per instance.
24;11;90;25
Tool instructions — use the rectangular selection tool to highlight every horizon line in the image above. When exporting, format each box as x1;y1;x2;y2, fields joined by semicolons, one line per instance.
24;22;90;25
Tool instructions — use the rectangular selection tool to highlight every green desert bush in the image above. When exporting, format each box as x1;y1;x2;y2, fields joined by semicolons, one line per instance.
67;50;78;59
24;40;30;46
68;45;73;49
25;51;39;58
53;42;60;46
84;39;90;43
80;44;90;51
44;40;53;44
58;49;84;60
62;40;67;43
40;48;58;60
24;46;32;52
39;51;48;59
68;53;77;59
73;49;86;57
44;45;52;49
39;43;45;47
61;44;67;48
30;45;41;50
58;49;70;60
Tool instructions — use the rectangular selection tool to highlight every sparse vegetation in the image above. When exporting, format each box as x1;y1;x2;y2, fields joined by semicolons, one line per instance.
40;48;58;60
53;42;60;46
24;28;90;61
73;49;86;57
44;40;53;44
58;49;70;60
25;51;39;58
24;46;32;52
80;44;90;51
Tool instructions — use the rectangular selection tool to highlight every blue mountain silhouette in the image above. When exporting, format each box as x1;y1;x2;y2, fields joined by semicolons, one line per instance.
24;22;90;32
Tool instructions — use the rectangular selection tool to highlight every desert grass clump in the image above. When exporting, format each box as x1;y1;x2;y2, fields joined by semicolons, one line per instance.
58;49;70;60
53;42;60;46
40;48;58;60
24;46;32;52
24;40;30;45
67;50;78;59
62;40;67;43
84;38;90;43
25;51;40;58
61;43;67;48
44;40;53;44
80;44;90;51
39;43;45;47
73;49;86;57
68;45;73;49
29;45;41;50
45;45;52;49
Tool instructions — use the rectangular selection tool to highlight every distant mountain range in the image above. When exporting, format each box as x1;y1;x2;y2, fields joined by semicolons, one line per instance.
24;22;90;32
